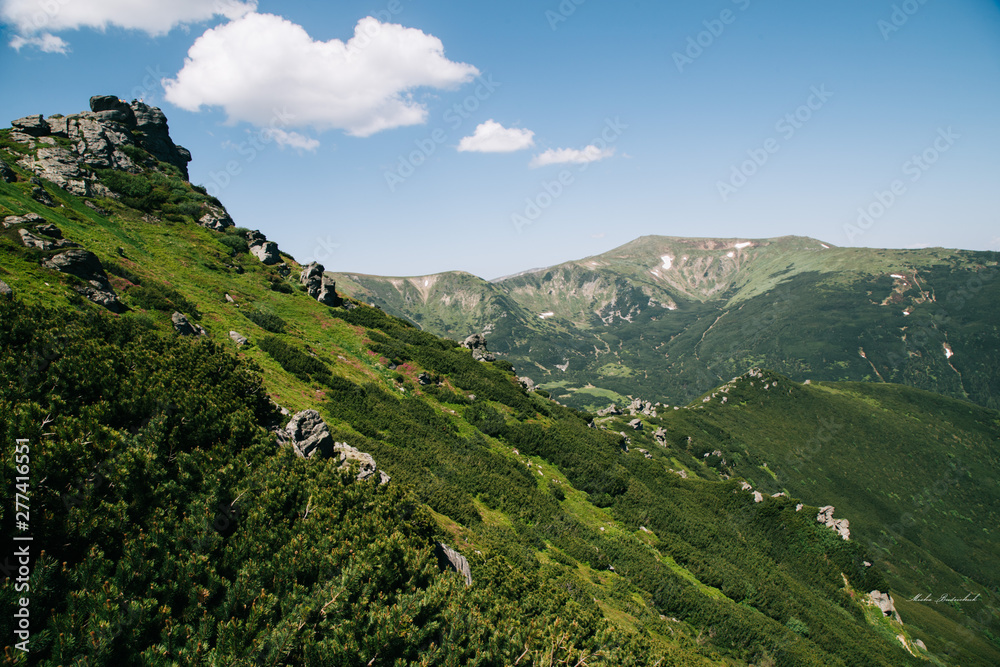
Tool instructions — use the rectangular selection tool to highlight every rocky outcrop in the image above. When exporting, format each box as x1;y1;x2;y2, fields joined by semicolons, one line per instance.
8;95;193;198
277;410;389;483
245;230;281;265
171;312;207;337
653;427;668;447
418;372;433;386
435;543;473;587
0;156;16;183
628;418;643;431
0;280;13;298
462;333;496;362
817;505;850;540
870;590;902;623
596;404;622;417
18;228;79;251
519;376;536;391
3;213;46;228
229;331;248;346
299;263;340;306
42;249;123;312
35;223;62;238
278;410;335;459
627;398;656;417
197;206;234;231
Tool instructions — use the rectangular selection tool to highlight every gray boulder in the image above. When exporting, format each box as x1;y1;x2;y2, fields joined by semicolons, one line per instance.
171;312;207;337
299;262;340;306
816;505;851;540
278;410;335;459
628;418;643;431
278;410;390;483
418;372;432;386
130;101;192;179
435;543;473;587
653;427;668;446
198;206;234;231
462;333;496;362
250;241;281;265
229;331;248;346
334;442;390;484
3;212;46;228
870;590;902;623
11;114;49;136
34;223;62;238
0;280;13;298
42;249;124;312
519;376;536;391
596;403;622;417
18;228;79;251
0;157;16;183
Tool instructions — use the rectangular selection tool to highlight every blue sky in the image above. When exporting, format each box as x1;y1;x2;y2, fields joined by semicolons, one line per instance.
2;0;999;278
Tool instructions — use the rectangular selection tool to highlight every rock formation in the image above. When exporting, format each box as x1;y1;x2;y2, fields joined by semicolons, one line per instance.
277;410;388;483
229;331;248;346
299;263;341;306
171;312;207;337
42;249;123;312
816;505;850;540
197;206;234;231
628;418;643;431
870;590;902;623
596;403;622;417
462;333;496;362
0;156;16;183
435;543;473;587
0;280;13;298
245;230;281;265
8;95;193;198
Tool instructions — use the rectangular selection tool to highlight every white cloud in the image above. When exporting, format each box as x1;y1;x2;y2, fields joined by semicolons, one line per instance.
269;129;320;151
530;145;616;168
458;120;535;153
9;32;68;53
1;0;255;46
163;14;480;139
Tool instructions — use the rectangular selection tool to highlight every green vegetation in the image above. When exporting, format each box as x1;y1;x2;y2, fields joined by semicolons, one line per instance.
1;116;995;665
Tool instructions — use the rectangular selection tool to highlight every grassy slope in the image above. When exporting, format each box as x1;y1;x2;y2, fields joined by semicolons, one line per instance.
0;131;937;665
617;371;1000;666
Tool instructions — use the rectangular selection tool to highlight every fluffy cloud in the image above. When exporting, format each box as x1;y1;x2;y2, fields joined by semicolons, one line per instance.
9;32;68;53
458;120;535;153
163;13;480;138
269;129;320;152
530;145;616;168
1;0;255;48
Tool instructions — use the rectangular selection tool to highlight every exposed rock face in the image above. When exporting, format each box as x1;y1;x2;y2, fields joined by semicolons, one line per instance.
198;206;234;231
0;280;13;298
462;333;496;362
3;213;46;228
299;263;341;306
870;590;902;623
229;331;248;346
817;505;850;540
653;427;668;446
8;95;193;198
11;114;49;136
277;410;389;483
435;543;473;587
627;398;656;417
628;418;643;431
42;249;124;312
334;442;390;484
597;404;622;417
418;372;433;386
245;230;281;265
0;156;16;183
519;376;536;391
278;410;335;459
171;312;207;337
35;223;62;238
19;228;79;251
